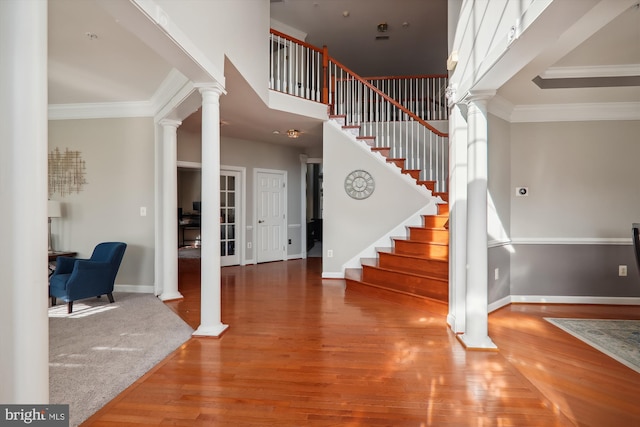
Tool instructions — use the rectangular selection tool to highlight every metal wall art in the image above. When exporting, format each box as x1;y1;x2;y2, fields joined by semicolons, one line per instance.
48;147;87;197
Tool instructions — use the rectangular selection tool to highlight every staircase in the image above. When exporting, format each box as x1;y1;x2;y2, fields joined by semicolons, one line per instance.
269;29;449;312
329;113;449;313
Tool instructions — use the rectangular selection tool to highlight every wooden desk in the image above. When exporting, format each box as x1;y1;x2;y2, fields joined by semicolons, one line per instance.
49;251;77;262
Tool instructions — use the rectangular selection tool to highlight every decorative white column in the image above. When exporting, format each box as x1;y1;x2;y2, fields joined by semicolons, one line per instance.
447;100;468;334
458;91;497;350
0;0;49;403
193;84;229;337
159;119;183;301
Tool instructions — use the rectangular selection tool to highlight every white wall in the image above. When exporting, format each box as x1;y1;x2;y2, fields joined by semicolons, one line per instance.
156;0;270;102
48;118;156;290
322;121;435;276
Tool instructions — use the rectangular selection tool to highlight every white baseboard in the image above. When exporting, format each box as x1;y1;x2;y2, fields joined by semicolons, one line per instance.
509;295;640;306
488;296;512;312
322;272;344;279
114;284;155;294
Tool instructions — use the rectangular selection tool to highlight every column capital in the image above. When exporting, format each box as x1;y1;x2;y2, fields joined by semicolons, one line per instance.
463;90;496;105
158;118;182;128
196;81;227;97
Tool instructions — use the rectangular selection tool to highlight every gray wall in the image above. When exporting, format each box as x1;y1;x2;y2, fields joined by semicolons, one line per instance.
177;130;307;261
487;114;512;303
48;117;156;290
504;119;640;298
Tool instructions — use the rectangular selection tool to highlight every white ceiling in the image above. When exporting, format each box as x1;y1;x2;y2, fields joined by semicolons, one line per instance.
48;0;640;147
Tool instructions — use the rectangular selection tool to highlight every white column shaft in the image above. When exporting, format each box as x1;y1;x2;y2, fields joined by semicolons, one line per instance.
0;0;49;403
447;104;468;333
194;85;228;337
159;120;182;301
459;93;497;350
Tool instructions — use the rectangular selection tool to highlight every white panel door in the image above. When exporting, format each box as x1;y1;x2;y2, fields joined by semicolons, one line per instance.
256;170;286;263
220;170;240;267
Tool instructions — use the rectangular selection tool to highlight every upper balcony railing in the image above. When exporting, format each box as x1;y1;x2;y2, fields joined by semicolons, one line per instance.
269;29;449;192
364;75;448;122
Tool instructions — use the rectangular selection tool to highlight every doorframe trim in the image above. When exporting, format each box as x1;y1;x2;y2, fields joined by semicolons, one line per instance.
177;161;247;266
254;168;288;264
221;165;246;266
301;156;322;259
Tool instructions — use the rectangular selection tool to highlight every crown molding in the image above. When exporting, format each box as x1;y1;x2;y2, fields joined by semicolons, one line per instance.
541;64;640;79
510;101;640;122
48;101;155;120
49;68;191;120
488;94;640;123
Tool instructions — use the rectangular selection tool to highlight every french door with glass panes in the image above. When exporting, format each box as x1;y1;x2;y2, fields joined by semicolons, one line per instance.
220;170;241;266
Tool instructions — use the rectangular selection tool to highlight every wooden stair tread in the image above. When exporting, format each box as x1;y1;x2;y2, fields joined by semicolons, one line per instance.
363;264;447;283
334;118;450;309
393;236;447;246
346;279;448;316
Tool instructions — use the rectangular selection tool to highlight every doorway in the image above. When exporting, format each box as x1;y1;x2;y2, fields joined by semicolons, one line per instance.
255;169;287;263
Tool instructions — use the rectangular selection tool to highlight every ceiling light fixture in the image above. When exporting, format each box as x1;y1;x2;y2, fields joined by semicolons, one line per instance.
287;129;300;138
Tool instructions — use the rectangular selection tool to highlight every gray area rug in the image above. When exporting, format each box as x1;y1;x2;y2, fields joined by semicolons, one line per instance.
49;292;193;427
545;318;640;373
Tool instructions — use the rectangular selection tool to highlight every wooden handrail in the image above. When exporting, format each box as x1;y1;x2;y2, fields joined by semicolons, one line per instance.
328;57;448;137
269;28;448;137
270;29;323;53
363;74;448;81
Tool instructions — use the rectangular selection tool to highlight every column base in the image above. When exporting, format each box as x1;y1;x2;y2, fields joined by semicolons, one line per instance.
447;313;465;334
457;333;498;351
159;291;183;301
193;323;229;337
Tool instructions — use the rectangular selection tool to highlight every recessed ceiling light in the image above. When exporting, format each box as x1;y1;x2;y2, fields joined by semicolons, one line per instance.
286;129;300;138
272;130;280;134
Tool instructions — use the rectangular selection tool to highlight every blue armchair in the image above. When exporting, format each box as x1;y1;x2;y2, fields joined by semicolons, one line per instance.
49;242;127;313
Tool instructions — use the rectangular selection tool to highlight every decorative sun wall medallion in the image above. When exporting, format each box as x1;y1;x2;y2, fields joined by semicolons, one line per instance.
48;147;88;197
344;169;375;200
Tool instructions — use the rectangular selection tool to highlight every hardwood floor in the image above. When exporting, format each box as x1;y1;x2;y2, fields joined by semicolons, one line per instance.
82;258;640;426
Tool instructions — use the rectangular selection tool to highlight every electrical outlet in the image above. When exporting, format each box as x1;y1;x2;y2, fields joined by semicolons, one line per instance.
619;265;627;276
327;249;333;258
494;268;499;280
247;242;252;249
288;239;292;244
140;207;147;216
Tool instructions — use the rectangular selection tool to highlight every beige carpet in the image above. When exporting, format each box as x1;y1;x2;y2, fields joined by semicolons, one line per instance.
49;292;193;426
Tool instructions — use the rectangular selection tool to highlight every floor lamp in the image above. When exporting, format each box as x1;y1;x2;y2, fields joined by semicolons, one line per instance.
48;200;62;253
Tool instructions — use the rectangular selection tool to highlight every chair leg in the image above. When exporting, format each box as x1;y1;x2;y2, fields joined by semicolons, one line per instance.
51;297;57;306
67;301;73;314
107;293;115;303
